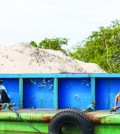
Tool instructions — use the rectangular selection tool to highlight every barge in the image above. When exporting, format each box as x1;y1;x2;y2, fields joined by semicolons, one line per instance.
0;73;120;134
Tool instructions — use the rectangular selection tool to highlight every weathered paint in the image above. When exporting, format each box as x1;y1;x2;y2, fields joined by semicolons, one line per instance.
86;111;120;134
90;73;120;78
1;73;120;79
91;77;95;103
0;110;57;133
1;123;120;134
53;78;58;109
97;113;120;124
19;78;23;108
58;78;91;109
0;110;120;133
1;73;120;133
0;110;56;121
0;132;36;134
94;125;120;134
0;73;90;78
23;78;54;108
0;121;48;133
86;111;120;124
0;79;19;108
1;73;120;110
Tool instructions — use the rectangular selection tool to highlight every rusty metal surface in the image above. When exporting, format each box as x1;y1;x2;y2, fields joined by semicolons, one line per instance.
86;110;106;124
0;109;60;122
1;109;120;125
86;110;120;124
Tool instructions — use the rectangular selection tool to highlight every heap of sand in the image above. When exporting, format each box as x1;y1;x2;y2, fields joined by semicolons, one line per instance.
0;42;105;74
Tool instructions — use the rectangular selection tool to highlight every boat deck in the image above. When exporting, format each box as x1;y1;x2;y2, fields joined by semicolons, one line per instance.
0;109;120;124
0;109;120;133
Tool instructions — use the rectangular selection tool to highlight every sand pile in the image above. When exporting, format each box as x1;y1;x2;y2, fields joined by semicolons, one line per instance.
0;42;105;74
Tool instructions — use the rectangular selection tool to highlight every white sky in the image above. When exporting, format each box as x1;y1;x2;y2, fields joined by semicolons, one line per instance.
0;0;120;47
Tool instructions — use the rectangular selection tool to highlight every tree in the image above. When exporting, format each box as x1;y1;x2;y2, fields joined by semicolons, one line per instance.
38;38;68;50
30;41;38;47
69;20;120;73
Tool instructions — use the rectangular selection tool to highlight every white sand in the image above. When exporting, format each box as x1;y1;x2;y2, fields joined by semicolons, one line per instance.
0;42;105;74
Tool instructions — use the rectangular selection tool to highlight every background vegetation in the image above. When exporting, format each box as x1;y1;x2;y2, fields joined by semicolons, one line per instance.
31;38;68;50
30;20;120;73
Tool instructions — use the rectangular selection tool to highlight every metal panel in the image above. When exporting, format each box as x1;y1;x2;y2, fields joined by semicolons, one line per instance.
0;73;89;78
1;73;120;78
58;78;91;109
90;73;120;78
53;78;58;109
0;78;19;108
23;78;54;108
95;125;120;134
19;78;23;108
109;78;120;111
91;77;95;103
95;78;110;110
96;78;120;110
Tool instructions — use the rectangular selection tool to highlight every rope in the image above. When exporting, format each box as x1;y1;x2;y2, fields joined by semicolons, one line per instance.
10;107;42;134
0;103;7;110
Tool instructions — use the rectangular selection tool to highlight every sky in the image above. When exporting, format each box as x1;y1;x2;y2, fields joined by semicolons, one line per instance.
0;0;120;47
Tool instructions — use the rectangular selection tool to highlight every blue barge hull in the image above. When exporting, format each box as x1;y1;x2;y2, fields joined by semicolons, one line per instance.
0;73;120;133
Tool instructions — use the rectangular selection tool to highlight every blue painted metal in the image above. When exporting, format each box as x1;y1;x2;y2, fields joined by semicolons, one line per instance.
23;78;54;108
19;78;23;108
0;73;89;78
1;73;120;110
91;77;95;103
0;78;19;108
0;73;120;78
95;78;109;110
96;78;120;110
109;78;120;111
53;78;58;109
58;78;91;109
90;73;120;78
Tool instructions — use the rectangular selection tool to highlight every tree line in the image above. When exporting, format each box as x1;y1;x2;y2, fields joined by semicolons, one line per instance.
30;20;120;73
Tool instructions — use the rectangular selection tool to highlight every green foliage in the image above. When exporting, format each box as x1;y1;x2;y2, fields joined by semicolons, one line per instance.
38;38;68;50
69;20;120;73
30;41;38;47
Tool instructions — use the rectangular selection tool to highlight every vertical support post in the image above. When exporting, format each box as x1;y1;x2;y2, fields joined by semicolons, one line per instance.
108;78;111;109
19;78;23;108
91;77;95;103
53;78;58;109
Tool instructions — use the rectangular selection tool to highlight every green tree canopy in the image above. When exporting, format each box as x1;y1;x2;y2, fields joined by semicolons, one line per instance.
38;38;68;50
30;41;38;47
69;20;120;73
